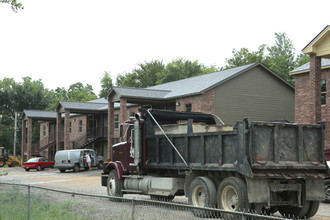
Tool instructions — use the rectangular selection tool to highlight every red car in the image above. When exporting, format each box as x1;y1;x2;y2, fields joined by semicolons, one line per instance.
23;157;55;171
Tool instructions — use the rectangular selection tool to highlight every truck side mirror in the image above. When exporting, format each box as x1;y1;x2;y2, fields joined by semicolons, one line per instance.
119;124;123;141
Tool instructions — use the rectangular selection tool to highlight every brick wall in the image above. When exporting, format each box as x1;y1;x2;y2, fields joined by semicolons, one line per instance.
295;65;330;150
175;89;215;114
68;115;87;142
295;72;311;123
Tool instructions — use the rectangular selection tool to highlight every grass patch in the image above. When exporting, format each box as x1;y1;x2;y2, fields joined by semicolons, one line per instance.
0;186;88;220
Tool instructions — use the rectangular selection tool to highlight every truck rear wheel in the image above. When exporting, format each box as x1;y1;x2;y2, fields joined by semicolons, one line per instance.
325;179;330;203
217;177;250;212
305;201;319;218
188;177;217;217
107;170;123;198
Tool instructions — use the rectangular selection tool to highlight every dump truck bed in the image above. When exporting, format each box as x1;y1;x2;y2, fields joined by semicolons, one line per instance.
143;111;327;176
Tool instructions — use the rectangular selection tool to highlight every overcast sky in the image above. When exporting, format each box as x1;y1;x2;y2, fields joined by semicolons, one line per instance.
0;0;329;95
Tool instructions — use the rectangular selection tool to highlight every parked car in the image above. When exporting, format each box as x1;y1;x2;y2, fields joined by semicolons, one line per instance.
54;149;103;173
23;157;55;171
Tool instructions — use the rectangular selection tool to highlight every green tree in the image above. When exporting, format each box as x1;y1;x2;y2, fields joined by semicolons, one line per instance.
224;44;270;69
99;72;113;98
224;32;310;85
47;82;98;110
0;77;51;153
116;60;165;88
267;32;296;84
157;58;205;84
67;82;97;101
0;0;23;12
295;53;310;67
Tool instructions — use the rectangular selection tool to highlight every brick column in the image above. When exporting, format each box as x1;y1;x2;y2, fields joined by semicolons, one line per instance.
27;118;32;160
309;53;322;124
120;98;128;123
108;101;114;161
326;70;330;150
64;109;70;150
21;119;26;163
56;112;62;151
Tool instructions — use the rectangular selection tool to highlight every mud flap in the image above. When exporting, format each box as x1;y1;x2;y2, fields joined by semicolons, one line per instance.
305;178;325;201
246;177;270;203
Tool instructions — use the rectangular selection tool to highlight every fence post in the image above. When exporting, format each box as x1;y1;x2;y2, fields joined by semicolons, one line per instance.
131;198;135;220
28;185;30;220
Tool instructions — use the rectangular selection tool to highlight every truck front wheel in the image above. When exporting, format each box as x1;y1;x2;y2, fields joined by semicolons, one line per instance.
217;177;250;212
107;170;123;198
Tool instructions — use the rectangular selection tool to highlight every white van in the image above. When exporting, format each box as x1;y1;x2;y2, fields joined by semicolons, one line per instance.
54;149;103;173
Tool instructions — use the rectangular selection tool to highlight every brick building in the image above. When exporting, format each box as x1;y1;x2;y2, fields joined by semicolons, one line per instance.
290;25;330;159
22;62;295;162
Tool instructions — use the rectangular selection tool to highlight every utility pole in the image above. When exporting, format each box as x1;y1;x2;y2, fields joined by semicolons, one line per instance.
13;111;17;156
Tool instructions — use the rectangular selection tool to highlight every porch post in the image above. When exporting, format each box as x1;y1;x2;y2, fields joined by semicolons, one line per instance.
108;101;114;161
27;118;32;160
309;53;322;124
21;119;26;162
64;109;70;150
56;112;62;151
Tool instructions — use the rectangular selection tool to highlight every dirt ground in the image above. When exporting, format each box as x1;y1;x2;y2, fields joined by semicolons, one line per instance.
1;167;330;219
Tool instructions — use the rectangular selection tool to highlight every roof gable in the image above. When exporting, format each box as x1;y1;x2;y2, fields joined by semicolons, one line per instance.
302;25;330;58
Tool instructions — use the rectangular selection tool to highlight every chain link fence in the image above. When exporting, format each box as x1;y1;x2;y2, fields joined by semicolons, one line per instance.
0;182;289;220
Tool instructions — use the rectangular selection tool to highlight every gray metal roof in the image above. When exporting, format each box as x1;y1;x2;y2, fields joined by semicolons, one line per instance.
23;110;57;119
291;59;330;73
112;87;171;99
59;101;108;111
87;98;108;104
147;63;256;98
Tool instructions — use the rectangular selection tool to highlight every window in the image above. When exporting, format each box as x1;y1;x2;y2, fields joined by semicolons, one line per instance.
69;121;72;133
43;125;46;136
321;80;326;105
78;120;83;133
130;112;135;118
185;103;192;112
114;114;119;129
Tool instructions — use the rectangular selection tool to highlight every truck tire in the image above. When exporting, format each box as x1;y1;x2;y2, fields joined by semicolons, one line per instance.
73;164;80;173
325;179;330;203
217;177;250;212
37;165;42;171
305;201;319;219
150;195;175;201
188;177;217;217
278;201;310;218
107;170;123;198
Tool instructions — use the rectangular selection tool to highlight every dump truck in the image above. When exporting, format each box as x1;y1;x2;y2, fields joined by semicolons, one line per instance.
0;147;21;167
101;109;329;218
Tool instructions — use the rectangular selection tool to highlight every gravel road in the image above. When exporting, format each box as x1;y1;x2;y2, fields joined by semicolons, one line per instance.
1;167;330;219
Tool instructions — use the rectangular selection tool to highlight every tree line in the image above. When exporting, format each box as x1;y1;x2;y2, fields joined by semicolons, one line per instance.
0;32;309;154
